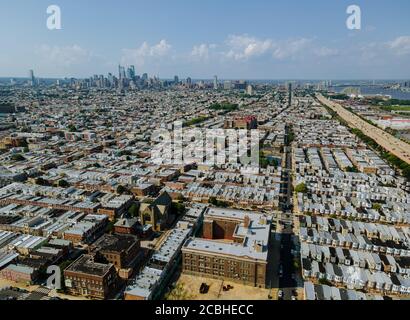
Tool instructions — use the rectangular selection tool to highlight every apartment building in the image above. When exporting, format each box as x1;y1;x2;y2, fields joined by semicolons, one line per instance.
182;207;271;288
64;254;118;300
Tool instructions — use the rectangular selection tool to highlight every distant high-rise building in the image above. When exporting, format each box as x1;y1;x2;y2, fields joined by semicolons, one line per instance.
142;73;148;81
247;84;253;95
127;66;136;80
288;83;292;107
224;81;233;90
108;73;113;86
29;70;35;86
186;77;192;86
99;75;105;88
214;76;218;90
118;65;126;80
174;75;179;84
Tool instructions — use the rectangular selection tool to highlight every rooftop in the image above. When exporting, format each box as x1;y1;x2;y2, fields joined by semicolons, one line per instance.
65;254;113;277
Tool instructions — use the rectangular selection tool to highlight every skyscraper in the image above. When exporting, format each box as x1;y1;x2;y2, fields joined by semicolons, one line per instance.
108;73;113;86
118;65;126;80
288;83;292;107
214;76;218;90
127;66;136;80
174;76;179;84
29;69;35;86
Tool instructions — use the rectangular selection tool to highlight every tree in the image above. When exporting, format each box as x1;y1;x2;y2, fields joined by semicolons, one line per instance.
128;203;139;217
208;197;229;208
35;177;47;186
117;185;126;195
171;202;186;216
58;179;69;188
106;220;116;234
67;124;77;132
295;183;308;194
165;282;194;300
209;197;218;206
11;153;25;161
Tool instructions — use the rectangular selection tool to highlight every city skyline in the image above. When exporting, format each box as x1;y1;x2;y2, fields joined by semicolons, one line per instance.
0;0;410;79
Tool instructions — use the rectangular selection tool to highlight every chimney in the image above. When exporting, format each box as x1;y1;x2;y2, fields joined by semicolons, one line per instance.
259;216;267;225
244;216;251;228
253;240;264;253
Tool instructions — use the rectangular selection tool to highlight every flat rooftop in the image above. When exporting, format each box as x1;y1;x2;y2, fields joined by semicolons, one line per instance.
184;208;272;261
205;207;271;223
92;233;139;252
184;237;268;261
65;254;112;277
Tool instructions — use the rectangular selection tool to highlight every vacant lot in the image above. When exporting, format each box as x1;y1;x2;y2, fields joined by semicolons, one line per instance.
169;274;276;300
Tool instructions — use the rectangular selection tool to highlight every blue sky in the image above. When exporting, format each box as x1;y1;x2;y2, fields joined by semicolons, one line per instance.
0;0;409;79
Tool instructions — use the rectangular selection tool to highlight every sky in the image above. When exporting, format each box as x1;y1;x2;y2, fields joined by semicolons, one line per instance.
0;0;409;79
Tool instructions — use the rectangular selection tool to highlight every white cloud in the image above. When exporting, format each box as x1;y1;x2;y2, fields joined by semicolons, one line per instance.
191;43;216;60
388;36;410;55
36;44;92;67
222;35;333;61
122;40;172;66
272;38;311;59
224;35;273;60
357;36;410;64
313;46;339;58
